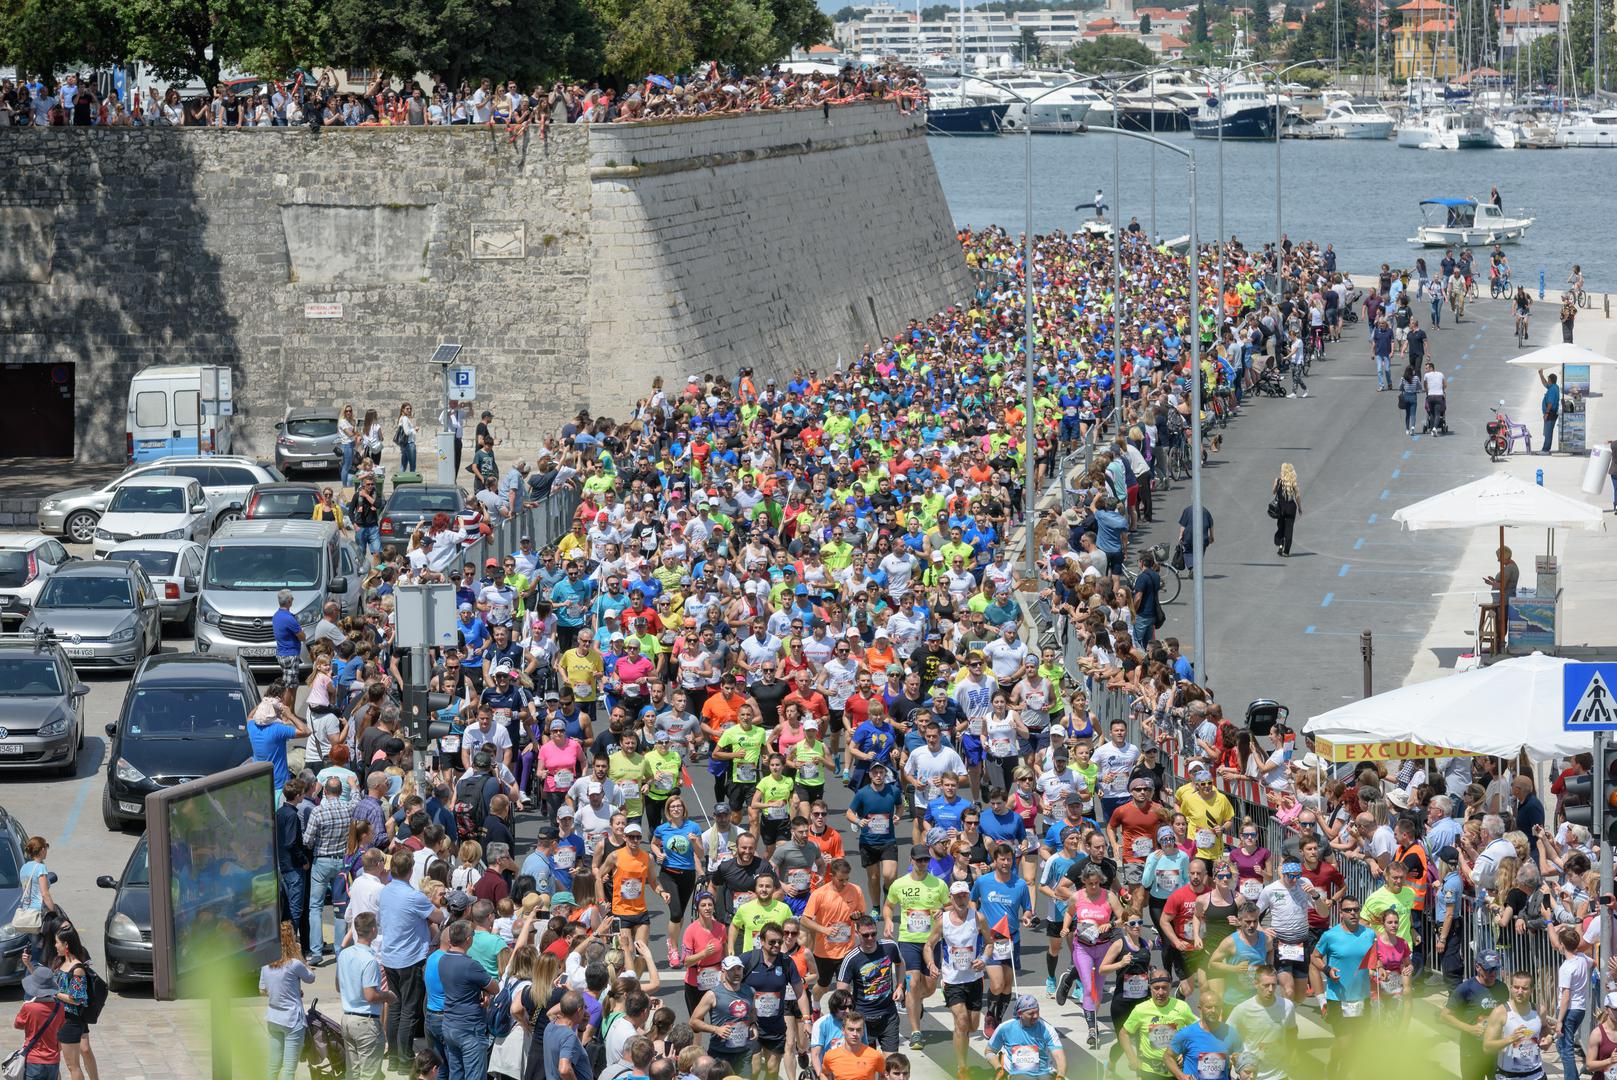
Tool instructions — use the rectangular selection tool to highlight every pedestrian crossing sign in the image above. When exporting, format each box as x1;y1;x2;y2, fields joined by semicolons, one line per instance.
1564;663;1617;731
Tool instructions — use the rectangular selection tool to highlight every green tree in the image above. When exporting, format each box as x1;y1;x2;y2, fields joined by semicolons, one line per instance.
1249;0;1271;38
767;0;833;52
331;0;597;86
830;4;869;21
0;0;121;79
1190;0;1211;42
593;0;695;79
1139;12;1152;33
1066;34;1156;71
113;0;335;85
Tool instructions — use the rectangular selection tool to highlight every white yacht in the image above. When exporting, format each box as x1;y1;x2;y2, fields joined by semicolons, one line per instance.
1112;70;1202;131
1192;77;1287;139
1408;197;1534;246
1561;109;1617;147
1313;95;1395;139
1395;108;1493;149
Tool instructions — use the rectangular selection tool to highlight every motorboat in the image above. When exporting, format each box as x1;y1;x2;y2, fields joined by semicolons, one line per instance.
1395;108;1493;149
1112;70;1202;132
1489;117;1524;149
1408;197;1534;246
1561;109;1617;147
1191;78;1287;139
1313;95;1395;139
995;80;1106;134
924;97;1009;135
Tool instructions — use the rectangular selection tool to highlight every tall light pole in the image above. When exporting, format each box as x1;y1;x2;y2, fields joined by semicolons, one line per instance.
1260;60;1327;300
966;74;1106;577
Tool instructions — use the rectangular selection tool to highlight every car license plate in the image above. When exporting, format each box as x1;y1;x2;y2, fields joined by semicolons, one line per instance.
118;801;142;814
239;647;277;659
66;647;95;658
0;745;24;756
140;440;165;449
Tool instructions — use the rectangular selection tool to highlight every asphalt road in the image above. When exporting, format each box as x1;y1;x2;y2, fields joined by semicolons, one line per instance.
1146;294;1530;719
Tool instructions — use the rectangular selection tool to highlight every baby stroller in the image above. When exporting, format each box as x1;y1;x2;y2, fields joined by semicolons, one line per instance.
303;1000;347;1080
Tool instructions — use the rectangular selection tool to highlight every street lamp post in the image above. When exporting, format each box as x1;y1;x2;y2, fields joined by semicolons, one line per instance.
1263;60;1326;299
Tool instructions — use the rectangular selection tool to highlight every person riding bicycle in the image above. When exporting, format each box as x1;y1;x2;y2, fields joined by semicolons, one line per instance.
1568;264;1585;306
1514;287;1532;341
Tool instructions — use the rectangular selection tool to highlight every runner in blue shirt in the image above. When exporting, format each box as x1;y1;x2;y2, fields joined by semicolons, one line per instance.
1166;992;1243;1080
970;844;1033;1036
980;789;1028;853
1311;899;1376;1075
847;763;903;909
988;995;1065;1077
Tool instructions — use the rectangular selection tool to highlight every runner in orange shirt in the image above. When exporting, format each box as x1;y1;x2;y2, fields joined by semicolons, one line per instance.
801;858;867;1010
822;1013;886;1080
600;822;669;979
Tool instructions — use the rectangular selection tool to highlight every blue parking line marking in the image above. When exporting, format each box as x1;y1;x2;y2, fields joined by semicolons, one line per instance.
1305;626;1317;634
1380;489;1390;500
1353;537;1365;550
1391;468;1401;479
1401;450;1412;460
1338;564;1350;577
1321;593;1334;607
1455;364;1464;371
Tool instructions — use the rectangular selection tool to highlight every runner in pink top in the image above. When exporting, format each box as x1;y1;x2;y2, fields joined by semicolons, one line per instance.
535;720;585;815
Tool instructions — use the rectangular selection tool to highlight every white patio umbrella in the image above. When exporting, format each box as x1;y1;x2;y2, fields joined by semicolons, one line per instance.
1503;343;1617;368
1389;472;1606;532
1303;651;1590;762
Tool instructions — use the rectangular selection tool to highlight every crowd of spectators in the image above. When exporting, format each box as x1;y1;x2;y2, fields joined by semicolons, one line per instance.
0;62;925;129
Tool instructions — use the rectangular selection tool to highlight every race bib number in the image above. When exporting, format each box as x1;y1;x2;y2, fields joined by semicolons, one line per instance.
800;763;820;781
1195;829;1217;851
829;924;852;943
949;945;976;970
1123;975;1148;998
698;968;721;990
1064;406;1078;418
1278;943;1304;963
552;769;574;790
1132;838;1153;858
1239;880;1263;902
440;735;461;754
1156;868;1180;891
620;878;642;900
867;814;891;837
755;992;782;1019
1009;1046;1042;1073
905;910;932;934
766;805;788;820
554;847;577;870
787;869;810;892
1380;970;1404;995
573;683;593;698
992;938;1013;960
653;772;676;794
621;780;641;800
493;708;512;726
1339;999;1364;1018
1196;1052;1226;1079
989;736;1016;758
735;764;758;783
1148;1024;1175;1050
734;891;756;909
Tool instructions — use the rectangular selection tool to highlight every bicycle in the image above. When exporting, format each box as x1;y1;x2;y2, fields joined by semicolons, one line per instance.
1515;311;1530;348
1130;543;1182;604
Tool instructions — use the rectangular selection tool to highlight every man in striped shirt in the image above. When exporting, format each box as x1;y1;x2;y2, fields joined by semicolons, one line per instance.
304;777;356;966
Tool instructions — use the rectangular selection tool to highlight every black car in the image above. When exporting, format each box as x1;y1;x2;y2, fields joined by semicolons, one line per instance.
102;653;260;831
0;804;53;986
96;834;151;989
243;481;321;520
377;484;473;544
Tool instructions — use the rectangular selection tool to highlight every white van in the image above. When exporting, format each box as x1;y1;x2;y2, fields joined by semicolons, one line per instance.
125;365;234;463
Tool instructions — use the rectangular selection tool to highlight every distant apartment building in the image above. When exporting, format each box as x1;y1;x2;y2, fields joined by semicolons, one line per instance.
840;2;1196;65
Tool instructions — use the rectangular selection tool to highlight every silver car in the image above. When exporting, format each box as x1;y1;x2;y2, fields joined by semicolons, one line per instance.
273;408;344;473
0;633;87;775
38;456;282;546
19;561;162;671
102;540;205;629
0;534;76;627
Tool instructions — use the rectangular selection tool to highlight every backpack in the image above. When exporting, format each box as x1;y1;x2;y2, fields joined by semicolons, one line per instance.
486;976;523;1039
453;772;497;840
73;963;110;1025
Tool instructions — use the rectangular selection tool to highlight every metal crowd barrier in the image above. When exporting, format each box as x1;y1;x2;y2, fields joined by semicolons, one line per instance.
465;485;582;569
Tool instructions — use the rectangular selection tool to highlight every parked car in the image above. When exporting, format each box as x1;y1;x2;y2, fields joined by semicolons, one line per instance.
244;481;321;520
19;560;162;671
102;540;205;629
194;520;359;671
39;456;282;546
0;534;76;627
378;484;474;543
96;834;152;988
273;408;343;474
103;653;258;830
0;632;87;775
90;475;209;559
0;805;54;985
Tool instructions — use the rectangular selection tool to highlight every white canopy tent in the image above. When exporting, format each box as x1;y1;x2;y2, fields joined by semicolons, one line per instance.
1504;343;1617;369
1303;651;1592;762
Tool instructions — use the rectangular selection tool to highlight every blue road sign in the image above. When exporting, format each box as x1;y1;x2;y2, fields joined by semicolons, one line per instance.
1564;663;1617;731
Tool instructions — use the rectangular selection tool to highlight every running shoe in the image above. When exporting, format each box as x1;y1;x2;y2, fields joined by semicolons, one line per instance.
1087;1026;1099;1050
1045;976;1058;995
984;1014;998;1041
910;1031;924;1051
1055;968;1077;1007
667;943;681;967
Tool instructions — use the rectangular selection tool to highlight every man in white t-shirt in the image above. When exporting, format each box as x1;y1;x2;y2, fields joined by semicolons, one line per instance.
343;848;388;949
982;623;1030;688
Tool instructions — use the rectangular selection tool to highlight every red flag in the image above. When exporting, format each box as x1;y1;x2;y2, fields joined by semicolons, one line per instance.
991;914;1010;939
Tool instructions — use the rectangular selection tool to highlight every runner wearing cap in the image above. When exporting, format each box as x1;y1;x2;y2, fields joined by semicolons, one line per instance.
1037;823;1084;995
884;846;949;1051
533;717;585;818
1177;765;1236;865
924;879;991;1070
691;954;758;1075
551;804;587;894
1257;860;1328;1004
1441;951;1508;1080
847;761;902;912
1121;970;1198;1080
642;729;685;833
790;718;833;819
700;801;742;876
987;994;1065;1080
599;820;670;977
